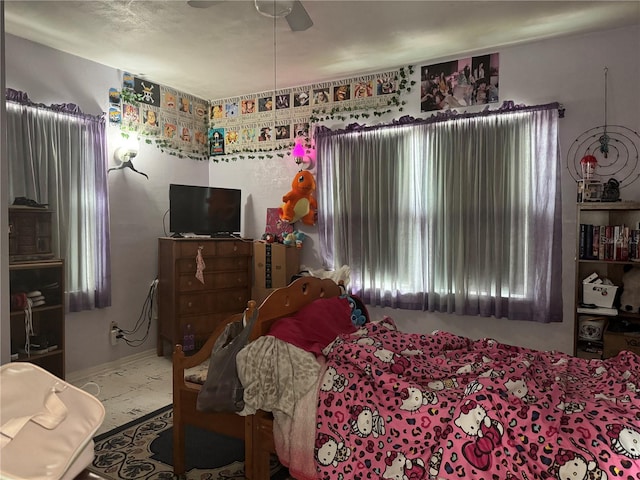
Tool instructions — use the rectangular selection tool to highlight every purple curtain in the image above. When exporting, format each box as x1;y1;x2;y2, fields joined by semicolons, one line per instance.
315;101;563;322
6;88;112;311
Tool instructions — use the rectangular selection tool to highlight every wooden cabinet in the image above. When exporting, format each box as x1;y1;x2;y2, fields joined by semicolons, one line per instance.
574;202;640;359
9;207;54;263
157;237;252;356
9;259;65;378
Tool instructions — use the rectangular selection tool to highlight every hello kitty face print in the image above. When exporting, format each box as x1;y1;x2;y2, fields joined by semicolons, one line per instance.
556;400;586;414
455;399;504;471
607;424;640;459
349;405;385;438
315;432;351;468
320;366;347;393
382;451;427;480
504;377;536;402
428;378;458;391
399;386;436;412
548;440;608;480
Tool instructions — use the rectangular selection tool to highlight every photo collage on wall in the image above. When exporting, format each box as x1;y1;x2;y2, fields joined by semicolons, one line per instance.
420;53;499;112
109;72;209;158
208;69;400;157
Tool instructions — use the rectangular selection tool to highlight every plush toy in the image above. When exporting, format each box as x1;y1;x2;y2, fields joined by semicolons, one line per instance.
261;232;276;243
620;267;640;313
279;171;317;225
283;230;305;248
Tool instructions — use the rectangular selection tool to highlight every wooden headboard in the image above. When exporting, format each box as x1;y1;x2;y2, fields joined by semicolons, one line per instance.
249;276;343;341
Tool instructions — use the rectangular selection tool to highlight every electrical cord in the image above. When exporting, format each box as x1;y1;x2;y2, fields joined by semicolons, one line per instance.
115;279;158;347
162;208;169;237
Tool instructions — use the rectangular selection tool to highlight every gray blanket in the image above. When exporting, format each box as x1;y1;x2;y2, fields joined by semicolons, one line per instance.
236;336;320;417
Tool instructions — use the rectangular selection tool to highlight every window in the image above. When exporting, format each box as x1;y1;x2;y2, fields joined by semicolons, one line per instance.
316;104;562;322
6;89;111;312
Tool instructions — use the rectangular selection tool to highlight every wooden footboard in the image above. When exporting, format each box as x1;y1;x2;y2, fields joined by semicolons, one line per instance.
172;309;247;476
172;277;342;479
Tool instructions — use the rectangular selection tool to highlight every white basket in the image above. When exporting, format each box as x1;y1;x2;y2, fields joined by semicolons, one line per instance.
583;283;618;308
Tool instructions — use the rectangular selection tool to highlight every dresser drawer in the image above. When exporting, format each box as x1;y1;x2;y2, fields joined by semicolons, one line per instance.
176;256;250;274
178;270;250;292
178;239;251;258
178;289;250;315
216;240;252;256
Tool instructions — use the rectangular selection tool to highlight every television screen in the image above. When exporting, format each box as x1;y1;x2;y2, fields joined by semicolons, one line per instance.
169;184;241;236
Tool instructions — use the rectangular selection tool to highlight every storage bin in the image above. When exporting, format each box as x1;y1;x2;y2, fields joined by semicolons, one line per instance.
582;283;618;308
603;319;640;358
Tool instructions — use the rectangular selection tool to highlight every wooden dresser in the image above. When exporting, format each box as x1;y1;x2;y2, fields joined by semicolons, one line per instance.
157;237;252;356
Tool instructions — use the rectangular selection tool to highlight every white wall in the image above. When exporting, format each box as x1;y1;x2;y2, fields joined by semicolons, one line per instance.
4;25;639;375
1;5;10;366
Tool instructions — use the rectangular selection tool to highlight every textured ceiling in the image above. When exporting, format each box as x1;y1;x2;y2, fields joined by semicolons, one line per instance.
4;0;640;101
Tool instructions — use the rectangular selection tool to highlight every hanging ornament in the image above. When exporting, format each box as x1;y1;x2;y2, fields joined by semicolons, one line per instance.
567;67;640;196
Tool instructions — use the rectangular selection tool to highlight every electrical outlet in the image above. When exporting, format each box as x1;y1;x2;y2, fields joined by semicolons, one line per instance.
110;321;119;346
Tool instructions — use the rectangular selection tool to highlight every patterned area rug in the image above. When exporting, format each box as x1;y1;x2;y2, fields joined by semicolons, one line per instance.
88;405;289;479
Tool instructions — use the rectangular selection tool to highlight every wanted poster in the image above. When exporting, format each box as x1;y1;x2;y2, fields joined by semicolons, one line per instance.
225;126;241;153
178;93;194;117
161;86;178;111
275;89;292;120
375;70;399;107
292;118;310;141
140;105;161;137
193;125;209;155
352;75;375;110
275;121;292;146
121;103;140;132
257;121;275;150
257;92;274;120
161;112;178;149
193;98;208;123
209;128;225;156
240;122;257;146
178;119;193;148
240;94;257;119
292;86;311;116
312;83;332;107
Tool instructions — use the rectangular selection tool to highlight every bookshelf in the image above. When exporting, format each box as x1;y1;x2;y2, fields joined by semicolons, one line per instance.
9;259;65;378
575;202;640;359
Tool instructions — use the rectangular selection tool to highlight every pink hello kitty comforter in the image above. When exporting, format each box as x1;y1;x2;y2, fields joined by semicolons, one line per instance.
313;319;640;480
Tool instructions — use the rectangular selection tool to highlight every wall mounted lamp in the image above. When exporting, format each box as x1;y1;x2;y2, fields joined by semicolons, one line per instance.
109;143;148;179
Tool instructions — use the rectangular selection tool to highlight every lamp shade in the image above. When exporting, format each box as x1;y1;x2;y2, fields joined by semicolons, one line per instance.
255;0;294;18
292;142;305;158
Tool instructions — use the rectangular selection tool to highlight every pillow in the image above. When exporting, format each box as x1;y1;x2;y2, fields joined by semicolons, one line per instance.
268;296;356;356
344;293;369;326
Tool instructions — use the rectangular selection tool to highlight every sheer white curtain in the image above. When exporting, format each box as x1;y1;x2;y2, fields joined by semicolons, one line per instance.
6;89;111;312
316;104;562;322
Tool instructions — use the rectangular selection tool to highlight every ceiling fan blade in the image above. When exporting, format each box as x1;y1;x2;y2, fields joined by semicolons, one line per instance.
286;1;313;31
186;1;224;8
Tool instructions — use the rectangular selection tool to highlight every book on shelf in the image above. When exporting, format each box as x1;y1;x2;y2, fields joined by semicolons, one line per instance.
579;223;640;261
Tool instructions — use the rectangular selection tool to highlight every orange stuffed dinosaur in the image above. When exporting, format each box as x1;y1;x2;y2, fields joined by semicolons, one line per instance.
279;171;317;225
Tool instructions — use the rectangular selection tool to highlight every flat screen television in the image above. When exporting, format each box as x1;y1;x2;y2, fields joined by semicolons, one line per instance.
169;184;241;237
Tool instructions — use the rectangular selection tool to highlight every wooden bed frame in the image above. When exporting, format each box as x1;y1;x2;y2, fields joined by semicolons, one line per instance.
172;276;343;479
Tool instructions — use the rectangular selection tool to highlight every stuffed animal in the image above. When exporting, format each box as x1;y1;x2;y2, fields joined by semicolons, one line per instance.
283;230;305;248
279;171;317;225
620;267;640;313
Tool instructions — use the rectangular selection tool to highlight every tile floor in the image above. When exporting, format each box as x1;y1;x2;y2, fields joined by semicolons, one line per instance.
71;352;174;436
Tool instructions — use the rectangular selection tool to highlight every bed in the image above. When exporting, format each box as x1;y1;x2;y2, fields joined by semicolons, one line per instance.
173;277;640;480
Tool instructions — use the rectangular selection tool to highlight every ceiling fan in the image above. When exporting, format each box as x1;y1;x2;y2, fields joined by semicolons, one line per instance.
186;0;313;32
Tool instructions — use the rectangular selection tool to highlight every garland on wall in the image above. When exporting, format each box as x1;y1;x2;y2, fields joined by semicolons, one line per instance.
108;51;502;163
109;73;210;161
207;66;416;162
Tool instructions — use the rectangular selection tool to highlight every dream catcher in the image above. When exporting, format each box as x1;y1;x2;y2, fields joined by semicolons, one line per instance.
567;67;640;202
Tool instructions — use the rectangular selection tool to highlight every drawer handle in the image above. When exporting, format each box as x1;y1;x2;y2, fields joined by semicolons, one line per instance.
187;302;193;308
187;280;193;287
234;245;238;251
